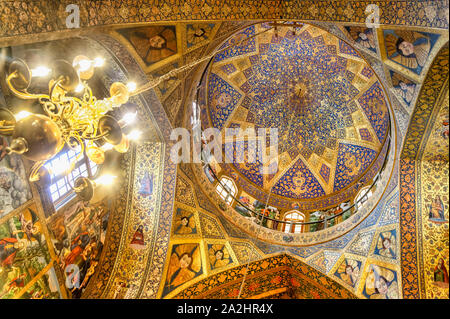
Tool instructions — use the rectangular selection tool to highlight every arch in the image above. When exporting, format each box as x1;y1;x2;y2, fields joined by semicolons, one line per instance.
399;43;449;299
355;186;372;209
172;253;357;299
215;175;237;205
283;210;305;234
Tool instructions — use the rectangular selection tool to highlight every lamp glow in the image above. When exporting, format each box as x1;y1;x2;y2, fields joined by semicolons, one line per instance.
14;111;32;121
93;57;105;67
126;82;137;92
121;112;137;125
101;143;115;151
31;66;51;77
94;174;117;186
74;83;84;93
127;129;142;141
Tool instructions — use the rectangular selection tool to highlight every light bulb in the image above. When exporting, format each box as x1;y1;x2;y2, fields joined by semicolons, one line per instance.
31;66;51;77
93;57;105;67
14;111;32;121
127;129;142;141
121;112;137;125
94;174;117;186
126;81;137;92
74;83;84;93
101;143;115;151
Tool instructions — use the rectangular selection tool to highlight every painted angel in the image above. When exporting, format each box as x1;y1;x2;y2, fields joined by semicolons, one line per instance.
385;31;431;70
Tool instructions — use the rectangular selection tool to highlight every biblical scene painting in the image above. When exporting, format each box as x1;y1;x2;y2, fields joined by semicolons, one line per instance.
0;204;55;299
383;30;439;75
118;25;177;67
162;243;202;297
47;201;109;298
0;137;33;218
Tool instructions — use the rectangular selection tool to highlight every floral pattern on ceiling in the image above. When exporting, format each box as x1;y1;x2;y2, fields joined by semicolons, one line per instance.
202;23;390;206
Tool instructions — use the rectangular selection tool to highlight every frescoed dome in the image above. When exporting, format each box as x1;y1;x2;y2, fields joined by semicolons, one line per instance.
199;23;390;211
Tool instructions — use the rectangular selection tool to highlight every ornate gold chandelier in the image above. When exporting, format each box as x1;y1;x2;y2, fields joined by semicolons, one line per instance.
0;55;140;198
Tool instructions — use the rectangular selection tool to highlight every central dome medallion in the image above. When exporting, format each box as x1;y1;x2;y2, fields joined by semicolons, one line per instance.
199;22;390;211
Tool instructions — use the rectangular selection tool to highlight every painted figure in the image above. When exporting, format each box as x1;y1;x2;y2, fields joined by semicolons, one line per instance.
428;195;446;223
173;209;196;235
337;259;360;287
375;231;396;259
165;244;201;293
365;265;398;299
129;225;145;250
433;258;449;288
385;31;431;71
128;26;177;65
208;244;231;269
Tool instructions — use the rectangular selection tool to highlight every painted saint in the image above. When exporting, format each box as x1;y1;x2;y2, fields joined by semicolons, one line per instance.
346;27;376;52
433;258;449;288
391;72;417;106
129;225;145;250
138;172;153;198
428;195;446;224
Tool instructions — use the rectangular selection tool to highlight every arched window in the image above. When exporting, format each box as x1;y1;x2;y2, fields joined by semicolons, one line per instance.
44;144;98;208
355;186;372;209
283;210;305;233
215;176;237;205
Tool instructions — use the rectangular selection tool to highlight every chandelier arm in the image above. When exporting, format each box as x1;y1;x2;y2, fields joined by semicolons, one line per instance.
28;160;46;182
6;72;49;100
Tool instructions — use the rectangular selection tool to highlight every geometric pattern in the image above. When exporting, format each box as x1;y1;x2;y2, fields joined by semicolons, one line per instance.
346;229;376;257
203;23;390;209
198;212;226;239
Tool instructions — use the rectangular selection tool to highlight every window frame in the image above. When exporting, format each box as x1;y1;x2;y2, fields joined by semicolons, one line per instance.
283;210;305;233
215;176;237;205
45;143;99;209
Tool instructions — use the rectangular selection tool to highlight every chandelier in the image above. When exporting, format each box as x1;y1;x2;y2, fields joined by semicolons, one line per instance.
0;22;287;201
0;55;141;200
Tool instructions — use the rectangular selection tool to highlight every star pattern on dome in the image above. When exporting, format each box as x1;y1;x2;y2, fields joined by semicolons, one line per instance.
202;23;390;206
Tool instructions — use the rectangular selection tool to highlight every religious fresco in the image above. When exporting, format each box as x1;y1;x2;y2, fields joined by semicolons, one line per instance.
47;200;109;299
162;243;203;297
0;204;54;299
332;257;362;288
117;25;178;67
0;1;447;301
399;45;449;299
389;70;419;110
382;30;440;76
171;207;199;237
417;97;449;299
361;263;400;299
185;23;219;52
342;26;377;53
201;22;390;212
0;138;33;218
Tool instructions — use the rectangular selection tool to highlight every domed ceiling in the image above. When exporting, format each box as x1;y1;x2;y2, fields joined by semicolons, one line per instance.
199;23;390;210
